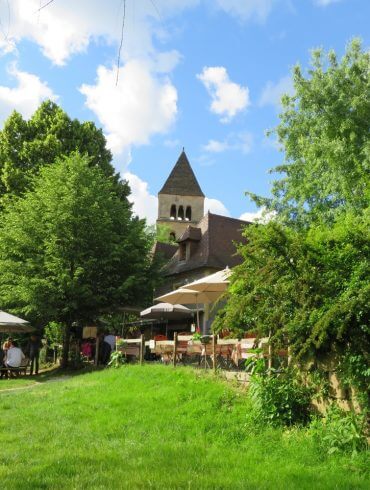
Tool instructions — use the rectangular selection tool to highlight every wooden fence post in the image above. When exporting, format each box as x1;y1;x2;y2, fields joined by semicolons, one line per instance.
212;334;217;373
95;335;100;366
173;332;178;367
140;334;145;365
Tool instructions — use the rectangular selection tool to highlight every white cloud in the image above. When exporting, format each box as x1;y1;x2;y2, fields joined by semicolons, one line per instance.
203;140;230;153
0;0;160;65
0;64;57;125
203;132;253;154
0;1;196;65
124;172;158;225
80;60;178;156
215;0;276;22
154;50;183;73
197;66;249;122
314;0;342;6
0;0;112;65
204;197;230;217
259;75;294;108
1;2;181;158
240;207;276;223
0;1;280;66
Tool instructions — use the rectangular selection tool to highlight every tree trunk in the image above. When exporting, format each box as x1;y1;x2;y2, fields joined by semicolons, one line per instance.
61;323;71;369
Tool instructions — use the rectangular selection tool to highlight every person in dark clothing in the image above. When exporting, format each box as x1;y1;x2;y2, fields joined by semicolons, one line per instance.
99;340;112;365
27;335;42;375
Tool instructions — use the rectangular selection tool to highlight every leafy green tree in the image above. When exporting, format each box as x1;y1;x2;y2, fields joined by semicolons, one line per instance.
0;100;129;202
44;321;64;348
145;223;177;244
153;223;177;244
215;212;369;355
216;41;370;404
250;39;370;226
0;153;156;366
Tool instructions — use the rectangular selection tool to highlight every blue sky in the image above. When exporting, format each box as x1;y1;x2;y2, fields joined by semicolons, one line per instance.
0;0;368;223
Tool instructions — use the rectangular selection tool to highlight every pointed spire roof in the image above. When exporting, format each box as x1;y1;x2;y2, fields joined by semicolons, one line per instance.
159;150;204;197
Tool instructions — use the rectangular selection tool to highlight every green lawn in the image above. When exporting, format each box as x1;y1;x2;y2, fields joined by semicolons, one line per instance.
0;369;58;392
0;365;368;489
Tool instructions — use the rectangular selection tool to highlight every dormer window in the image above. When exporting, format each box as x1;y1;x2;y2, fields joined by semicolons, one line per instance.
178;205;184;220
186;206;192;221
170;204;177;219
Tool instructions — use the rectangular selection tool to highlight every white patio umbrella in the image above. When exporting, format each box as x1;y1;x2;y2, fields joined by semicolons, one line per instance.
155;289;222;328
140;303;193;320
0;310;34;333
184;268;231;293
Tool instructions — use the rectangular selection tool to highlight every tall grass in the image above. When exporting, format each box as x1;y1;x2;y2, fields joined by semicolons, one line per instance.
0;365;368;489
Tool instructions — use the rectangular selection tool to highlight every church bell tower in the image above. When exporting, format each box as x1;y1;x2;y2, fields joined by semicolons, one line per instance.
157;150;205;240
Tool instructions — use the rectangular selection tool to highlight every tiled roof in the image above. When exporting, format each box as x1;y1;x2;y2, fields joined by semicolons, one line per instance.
177;226;201;242
152;241;178;262
163;213;250;276
159;150;205;197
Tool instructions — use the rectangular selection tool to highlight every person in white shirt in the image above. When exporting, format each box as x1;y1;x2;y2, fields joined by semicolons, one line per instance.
6;340;25;368
103;333;116;351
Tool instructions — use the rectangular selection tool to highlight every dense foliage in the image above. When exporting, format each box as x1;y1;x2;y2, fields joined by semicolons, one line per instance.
248;368;313;427
0;153;156;365
215;40;370;408
250;39;370;226
146;223;177;244
44;321;64;348
215;212;369;360
0;100;129;203
310;405;368;456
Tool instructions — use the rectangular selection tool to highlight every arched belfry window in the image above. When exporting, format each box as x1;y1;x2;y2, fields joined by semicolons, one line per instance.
178;205;184;220
170;204;176;220
169;232;176;242
185;206;192;221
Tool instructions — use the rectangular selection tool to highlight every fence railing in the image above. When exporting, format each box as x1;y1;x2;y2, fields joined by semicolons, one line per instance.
115;333;278;372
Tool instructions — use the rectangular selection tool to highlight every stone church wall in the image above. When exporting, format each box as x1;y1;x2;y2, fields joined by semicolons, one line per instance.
157;194;204;239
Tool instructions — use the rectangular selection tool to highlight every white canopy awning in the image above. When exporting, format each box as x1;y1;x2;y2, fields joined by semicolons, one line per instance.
0;310;34;333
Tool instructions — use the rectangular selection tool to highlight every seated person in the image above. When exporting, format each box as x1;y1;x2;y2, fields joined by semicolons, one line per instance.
5;340;25;369
2;337;12;354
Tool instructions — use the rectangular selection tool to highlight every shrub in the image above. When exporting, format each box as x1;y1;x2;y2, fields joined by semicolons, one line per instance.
244;349;265;374
108;350;126;368
337;351;370;411
310;405;368;456
248;368;313;427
